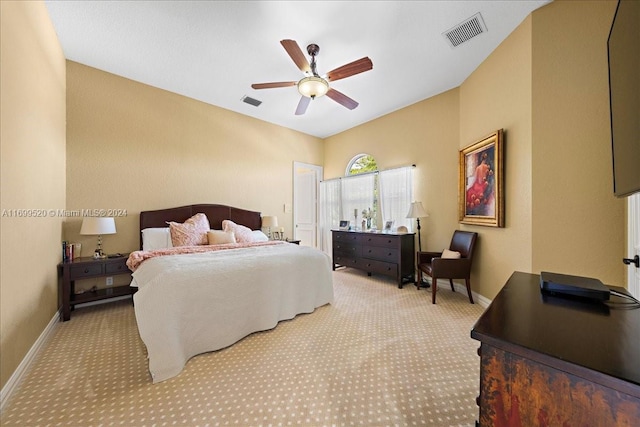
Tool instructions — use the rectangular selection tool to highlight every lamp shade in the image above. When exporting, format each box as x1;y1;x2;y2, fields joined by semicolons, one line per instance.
80;217;116;235
261;216;278;228
298;76;329;98
406;202;429;219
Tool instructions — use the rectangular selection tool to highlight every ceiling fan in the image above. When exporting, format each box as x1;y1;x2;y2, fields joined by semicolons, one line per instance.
251;39;373;115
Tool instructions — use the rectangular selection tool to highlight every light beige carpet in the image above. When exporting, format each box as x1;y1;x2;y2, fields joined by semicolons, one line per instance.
1;269;485;427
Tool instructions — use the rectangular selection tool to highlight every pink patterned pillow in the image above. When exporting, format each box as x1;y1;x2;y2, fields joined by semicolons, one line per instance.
222;220;254;243
169;213;210;246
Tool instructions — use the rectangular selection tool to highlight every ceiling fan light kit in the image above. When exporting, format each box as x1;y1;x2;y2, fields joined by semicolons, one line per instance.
251;39;372;115
298;76;329;99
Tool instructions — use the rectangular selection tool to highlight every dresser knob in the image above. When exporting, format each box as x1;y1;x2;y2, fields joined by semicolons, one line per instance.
84;268;90;273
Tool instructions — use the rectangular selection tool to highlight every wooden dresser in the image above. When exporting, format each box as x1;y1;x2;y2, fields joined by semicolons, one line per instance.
471;272;640;426
331;230;415;288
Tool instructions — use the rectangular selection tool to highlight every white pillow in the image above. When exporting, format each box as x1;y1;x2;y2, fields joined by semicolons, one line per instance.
251;230;269;242
141;228;173;251
207;230;237;245
442;249;461;259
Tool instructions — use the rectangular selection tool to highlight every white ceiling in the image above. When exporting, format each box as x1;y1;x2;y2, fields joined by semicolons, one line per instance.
44;0;551;139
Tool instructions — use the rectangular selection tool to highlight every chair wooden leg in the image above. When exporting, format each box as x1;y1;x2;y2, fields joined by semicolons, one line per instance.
465;278;474;304
416;269;422;289
432;278;437;304
449;279;455;292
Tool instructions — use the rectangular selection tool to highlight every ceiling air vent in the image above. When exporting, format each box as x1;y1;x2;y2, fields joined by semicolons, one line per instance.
443;13;487;48
241;95;262;107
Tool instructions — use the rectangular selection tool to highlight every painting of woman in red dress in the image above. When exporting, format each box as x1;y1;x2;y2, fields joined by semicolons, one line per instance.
465;147;495;217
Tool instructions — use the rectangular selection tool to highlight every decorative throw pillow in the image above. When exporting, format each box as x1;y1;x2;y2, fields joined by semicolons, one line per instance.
169;213;210;246
222;220;254;243
207;230;237;245
442;249;461;259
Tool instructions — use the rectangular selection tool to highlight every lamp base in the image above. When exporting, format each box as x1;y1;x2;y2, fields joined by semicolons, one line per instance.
93;249;106;259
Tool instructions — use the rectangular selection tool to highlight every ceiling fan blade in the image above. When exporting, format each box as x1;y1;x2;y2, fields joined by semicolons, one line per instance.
280;39;311;73
326;57;373;82
326;88;359;110
251;81;297;90
295;96;311;115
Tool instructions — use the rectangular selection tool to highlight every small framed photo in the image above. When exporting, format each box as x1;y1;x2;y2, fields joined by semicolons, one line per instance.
339;220;350;231
384;220;394;231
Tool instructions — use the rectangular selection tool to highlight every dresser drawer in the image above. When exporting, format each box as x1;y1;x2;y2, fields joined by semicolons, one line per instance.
70;263;103;278
360;258;397;277
362;245;398;262
361;234;397;248
105;259;129;274
333;255;359;267
333;242;360;257
333;231;360;243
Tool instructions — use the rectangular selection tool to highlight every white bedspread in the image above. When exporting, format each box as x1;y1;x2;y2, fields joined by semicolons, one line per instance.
132;242;334;383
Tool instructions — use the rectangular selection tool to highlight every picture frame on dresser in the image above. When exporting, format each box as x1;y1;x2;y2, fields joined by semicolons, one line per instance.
339;220;350;231
459;129;504;227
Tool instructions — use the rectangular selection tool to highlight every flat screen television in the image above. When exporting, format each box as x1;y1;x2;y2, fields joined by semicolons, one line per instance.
607;0;640;197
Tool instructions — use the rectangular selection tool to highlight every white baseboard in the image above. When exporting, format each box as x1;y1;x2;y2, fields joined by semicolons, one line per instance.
422;278;492;308
0;310;60;412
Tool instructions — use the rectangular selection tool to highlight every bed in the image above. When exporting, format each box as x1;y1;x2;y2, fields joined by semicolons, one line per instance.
129;204;334;383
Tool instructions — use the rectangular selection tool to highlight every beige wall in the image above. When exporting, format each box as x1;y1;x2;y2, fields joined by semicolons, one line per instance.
64;62;324;255
324;88;461;252
325;0;626;300
458;14;534;298
0;1;67;389
530;0;624;283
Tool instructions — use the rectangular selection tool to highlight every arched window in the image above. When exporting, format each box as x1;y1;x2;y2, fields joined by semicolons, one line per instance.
346;154;378;176
344;154;379;229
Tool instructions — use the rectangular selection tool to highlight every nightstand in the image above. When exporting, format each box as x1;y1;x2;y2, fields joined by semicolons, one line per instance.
58;254;134;321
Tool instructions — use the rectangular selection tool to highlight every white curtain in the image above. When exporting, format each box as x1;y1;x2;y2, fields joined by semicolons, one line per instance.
341;173;375;230
319;167;413;254
378;166;413;231
319;179;341;255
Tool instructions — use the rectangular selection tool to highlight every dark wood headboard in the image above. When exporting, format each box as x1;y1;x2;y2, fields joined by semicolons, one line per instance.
139;204;262;249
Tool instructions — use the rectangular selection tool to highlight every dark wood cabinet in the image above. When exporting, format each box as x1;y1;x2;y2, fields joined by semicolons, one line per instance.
332;230;415;288
58;255;134;321
471;272;640;426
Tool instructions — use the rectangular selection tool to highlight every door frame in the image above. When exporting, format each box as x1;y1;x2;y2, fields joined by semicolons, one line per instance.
293;162;323;248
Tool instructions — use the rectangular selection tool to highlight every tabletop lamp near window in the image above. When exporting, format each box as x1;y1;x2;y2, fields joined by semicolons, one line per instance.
80;217;116;259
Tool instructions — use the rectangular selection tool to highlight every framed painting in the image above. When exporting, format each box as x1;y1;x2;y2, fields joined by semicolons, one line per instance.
459;129;504;227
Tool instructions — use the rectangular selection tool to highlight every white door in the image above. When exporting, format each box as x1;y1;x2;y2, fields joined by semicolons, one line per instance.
293;162;322;247
627;193;640;299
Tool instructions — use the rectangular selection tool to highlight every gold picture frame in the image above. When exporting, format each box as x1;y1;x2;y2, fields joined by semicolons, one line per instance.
459;129;504;227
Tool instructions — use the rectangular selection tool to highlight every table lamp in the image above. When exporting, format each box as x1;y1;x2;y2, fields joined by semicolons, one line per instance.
262;215;278;239
80;217;116;258
406;202;428;252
